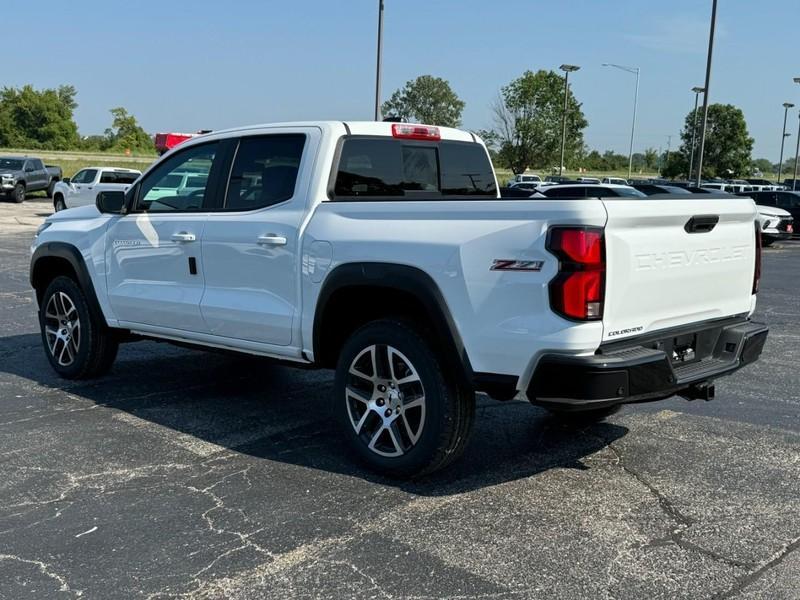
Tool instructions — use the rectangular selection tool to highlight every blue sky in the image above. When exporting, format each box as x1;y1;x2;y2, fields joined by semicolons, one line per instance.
6;0;799;159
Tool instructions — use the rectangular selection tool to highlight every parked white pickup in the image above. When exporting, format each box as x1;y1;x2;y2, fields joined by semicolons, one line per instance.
52;167;141;212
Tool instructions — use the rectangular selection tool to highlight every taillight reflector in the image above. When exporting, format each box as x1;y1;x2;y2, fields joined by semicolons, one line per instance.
547;227;606;321
391;123;441;141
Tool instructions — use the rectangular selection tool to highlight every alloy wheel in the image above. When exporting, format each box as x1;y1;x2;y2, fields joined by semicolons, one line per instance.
345;344;426;457
44;291;81;366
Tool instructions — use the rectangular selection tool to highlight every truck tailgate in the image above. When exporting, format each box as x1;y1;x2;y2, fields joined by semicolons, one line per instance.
601;196;757;342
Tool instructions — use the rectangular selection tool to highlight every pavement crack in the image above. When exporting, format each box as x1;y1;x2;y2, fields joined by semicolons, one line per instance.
605;441;693;527
0;553;82;597
710;534;800;599
603;439;754;570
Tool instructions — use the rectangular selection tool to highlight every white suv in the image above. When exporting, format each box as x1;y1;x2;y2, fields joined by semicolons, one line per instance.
30;121;768;476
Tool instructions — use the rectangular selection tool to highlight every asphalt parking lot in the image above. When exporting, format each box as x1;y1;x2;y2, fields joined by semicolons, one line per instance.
1;199;798;600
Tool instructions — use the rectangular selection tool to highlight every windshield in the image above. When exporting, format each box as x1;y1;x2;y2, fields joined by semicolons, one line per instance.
0;159;24;170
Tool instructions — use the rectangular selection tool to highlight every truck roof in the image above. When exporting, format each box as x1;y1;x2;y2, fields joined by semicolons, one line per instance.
195;121;477;143
83;166;141;173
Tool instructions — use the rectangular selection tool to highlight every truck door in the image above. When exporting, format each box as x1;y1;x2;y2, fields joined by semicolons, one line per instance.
199;128;318;346
105;142;221;332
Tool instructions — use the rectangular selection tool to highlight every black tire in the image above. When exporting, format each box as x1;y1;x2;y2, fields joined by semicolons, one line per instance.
12;183;25;203
334;319;475;478
546;404;622;425
39;276;119;379
54;194;66;212
46;179;56;198
762;237;775;247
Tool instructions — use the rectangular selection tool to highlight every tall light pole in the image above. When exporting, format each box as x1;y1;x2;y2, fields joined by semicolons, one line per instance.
602;63;640;179
689;87;705;181
559;64;580;176
794;112;800;191
792;77;800;188
695;0;718;186
777;102;794;184
374;0;384;121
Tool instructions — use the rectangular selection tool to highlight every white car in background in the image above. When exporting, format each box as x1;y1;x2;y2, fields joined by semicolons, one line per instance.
509;173;542;185
754;205;793;246
601;177;629;185
52;167;141;212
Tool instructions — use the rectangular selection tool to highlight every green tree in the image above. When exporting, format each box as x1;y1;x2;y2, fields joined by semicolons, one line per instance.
492;70;588;174
0;84;79;149
750;158;775;176
676;104;753;178
661;151;688;179
643;148;659;170
382;75;465;127
104;107;154;154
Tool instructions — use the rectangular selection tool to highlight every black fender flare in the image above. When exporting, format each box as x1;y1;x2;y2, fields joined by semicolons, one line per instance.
313;262;474;388
30;242;104;321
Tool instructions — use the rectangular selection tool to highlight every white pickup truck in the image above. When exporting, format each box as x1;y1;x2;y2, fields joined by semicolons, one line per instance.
30;121;768;477
52;167;141;212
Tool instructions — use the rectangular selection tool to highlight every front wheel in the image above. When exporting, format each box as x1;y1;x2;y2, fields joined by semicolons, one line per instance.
12;183;25;203
39;276;119;379
335;319;475;478
54;195;66;212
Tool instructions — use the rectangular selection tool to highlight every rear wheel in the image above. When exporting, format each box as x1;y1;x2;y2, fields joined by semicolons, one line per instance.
39;276;119;379
335;319;475;478
12;183;25;203
46;179;56;198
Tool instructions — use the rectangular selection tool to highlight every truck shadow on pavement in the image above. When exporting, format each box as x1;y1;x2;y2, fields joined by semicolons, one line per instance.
0;334;629;496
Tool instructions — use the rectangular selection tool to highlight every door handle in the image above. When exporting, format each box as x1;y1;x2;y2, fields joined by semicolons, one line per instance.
171;232;196;243
257;234;287;246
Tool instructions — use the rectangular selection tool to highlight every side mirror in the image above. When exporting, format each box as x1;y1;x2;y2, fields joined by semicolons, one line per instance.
96;190;126;214
62;177;71;185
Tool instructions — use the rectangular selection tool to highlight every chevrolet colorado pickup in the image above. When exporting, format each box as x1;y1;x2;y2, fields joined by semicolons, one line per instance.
1;156;62;202
30;121;768;476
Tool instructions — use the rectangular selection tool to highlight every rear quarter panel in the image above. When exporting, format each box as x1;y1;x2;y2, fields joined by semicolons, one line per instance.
302;199;608;385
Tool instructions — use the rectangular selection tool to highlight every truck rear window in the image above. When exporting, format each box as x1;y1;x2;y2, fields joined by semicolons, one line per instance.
332;138;496;200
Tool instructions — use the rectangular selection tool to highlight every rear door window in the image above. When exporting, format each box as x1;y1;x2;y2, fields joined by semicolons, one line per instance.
223;134;306;211
332;138;495;200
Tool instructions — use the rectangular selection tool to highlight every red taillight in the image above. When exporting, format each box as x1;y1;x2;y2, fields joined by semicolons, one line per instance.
753;220;761;294
547;227;605;320
391;123;441;141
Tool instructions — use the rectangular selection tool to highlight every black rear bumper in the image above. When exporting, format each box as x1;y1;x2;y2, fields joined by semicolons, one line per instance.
528;318;768;411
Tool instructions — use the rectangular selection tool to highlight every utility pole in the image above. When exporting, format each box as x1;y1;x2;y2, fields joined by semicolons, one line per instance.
559;64;580;176
602;63;640;180
778;103;794;184
689;87;705;180
665;135;672;167
794;112;800;191
695;0;718;186
374;0;384;121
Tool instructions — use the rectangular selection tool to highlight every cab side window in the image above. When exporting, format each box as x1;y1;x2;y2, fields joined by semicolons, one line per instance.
224;135;305;211
72;169;98;184
136;142;219;213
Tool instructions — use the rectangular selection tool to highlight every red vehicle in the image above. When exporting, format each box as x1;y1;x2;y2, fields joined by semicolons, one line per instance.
153;130;211;155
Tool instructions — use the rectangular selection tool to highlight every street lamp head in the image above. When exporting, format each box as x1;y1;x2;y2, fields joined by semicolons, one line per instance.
692;86;705;93
793;77;800;84
784;102;796;109
560;64;580;73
